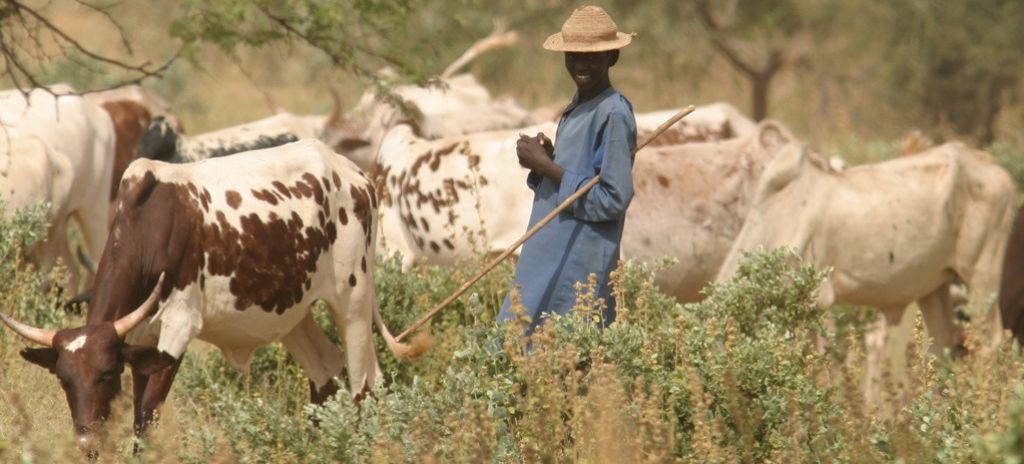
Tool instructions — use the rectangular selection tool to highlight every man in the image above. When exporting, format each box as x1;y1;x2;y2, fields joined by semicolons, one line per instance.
498;5;637;335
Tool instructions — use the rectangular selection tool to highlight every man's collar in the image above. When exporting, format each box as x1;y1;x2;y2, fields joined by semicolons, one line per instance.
563;86;616;118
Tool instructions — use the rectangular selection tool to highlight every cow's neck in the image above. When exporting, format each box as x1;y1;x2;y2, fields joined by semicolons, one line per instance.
86;233;151;325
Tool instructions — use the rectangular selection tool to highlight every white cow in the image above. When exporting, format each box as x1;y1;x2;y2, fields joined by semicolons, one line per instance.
717;141;1016;390
633;102;757;146
0;85;116;292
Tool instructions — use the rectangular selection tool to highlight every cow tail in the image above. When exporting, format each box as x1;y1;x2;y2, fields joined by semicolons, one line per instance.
372;300;433;361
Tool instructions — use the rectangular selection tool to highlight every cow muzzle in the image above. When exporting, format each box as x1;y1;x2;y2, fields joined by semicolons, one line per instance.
76;428;99;459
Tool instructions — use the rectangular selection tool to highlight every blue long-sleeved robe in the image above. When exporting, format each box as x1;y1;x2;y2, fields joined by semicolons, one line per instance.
498;86;637;334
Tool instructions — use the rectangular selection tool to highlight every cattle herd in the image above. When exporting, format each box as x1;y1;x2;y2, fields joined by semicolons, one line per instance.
1;43;1022;452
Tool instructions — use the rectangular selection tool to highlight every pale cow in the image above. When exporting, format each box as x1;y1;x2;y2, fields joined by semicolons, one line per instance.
633;102;757;147
0;85;116;292
622;121;796;302
0;139;426;449
321;72;535;173
717;141;1016;372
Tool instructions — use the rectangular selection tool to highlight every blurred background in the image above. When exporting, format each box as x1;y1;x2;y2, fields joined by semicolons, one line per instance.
3;0;1022;163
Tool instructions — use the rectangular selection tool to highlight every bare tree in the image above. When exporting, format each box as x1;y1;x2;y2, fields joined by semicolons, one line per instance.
692;0;810;120
0;0;177;97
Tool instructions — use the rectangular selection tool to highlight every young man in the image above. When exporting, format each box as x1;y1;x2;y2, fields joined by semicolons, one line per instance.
498;5;637;335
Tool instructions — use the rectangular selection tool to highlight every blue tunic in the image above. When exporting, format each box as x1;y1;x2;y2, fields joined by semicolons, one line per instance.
498;86;637;334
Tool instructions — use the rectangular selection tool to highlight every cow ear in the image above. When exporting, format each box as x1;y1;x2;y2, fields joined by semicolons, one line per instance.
121;345;176;376
20;348;59;374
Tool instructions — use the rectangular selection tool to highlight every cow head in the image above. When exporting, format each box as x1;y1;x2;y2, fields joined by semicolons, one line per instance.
137;116;180;162
321;87;425;174
317;89;375;168
0;274;171;450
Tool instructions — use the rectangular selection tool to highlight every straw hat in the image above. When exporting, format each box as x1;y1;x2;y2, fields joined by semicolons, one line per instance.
543;5;635;52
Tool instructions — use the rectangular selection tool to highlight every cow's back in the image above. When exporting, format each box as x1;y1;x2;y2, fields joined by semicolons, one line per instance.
0;87;115;224
178;112;319;162
623;120;794;302
119;139;374;347
375;123;548;266
623;137;763;301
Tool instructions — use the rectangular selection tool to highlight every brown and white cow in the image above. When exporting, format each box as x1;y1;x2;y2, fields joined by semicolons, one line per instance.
373;122;555;269
137;112;319;163
97;100;160;221
0;139;426;449
0;85;116;293
716;141;1016;388
85;84;183;133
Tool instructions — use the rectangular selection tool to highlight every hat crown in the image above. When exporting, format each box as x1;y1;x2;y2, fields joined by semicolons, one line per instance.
542;5;633;52
561;6;619;43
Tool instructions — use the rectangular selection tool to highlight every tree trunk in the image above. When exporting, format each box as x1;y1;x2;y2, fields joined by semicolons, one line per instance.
751;74;770;121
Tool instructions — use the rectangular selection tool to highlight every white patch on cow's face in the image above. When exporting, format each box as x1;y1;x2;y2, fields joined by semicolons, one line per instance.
64;335;88;353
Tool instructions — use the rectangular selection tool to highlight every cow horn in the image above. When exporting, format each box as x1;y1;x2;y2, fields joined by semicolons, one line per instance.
326;87;343;128
114;272;166;337
0;312;56;347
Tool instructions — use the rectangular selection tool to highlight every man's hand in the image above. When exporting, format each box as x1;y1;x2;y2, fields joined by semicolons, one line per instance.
516;132;553;170
516;132;562;184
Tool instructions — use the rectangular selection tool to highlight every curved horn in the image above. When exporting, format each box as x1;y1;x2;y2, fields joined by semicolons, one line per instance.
114;272;166;337
0;312;56;347
326;87;344;128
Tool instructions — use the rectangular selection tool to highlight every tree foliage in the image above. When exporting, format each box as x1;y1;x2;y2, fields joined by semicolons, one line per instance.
170;0;435;92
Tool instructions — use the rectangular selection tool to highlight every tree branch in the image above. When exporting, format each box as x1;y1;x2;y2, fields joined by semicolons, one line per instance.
0;0;179;97
71;0;133;54
693;0;757;77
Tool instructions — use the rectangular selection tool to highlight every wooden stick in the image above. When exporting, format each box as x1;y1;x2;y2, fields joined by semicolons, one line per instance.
394;105;696;342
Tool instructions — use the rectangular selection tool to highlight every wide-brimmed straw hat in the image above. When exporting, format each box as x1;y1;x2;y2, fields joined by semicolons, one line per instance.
543;5;635;52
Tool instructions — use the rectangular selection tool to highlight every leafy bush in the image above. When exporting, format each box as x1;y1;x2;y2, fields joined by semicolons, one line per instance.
4;209;1024;463
0;201;68;336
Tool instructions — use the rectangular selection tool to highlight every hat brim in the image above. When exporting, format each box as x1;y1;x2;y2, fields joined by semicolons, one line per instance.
542;31;634;52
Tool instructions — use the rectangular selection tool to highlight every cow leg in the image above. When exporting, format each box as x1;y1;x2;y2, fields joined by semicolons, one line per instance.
70;209;108;290
864;307;903;406
965;267;1006;349
918;282;966;358
280;312;346;405
326;284;382;400
130;357;183;446
31;217;79;294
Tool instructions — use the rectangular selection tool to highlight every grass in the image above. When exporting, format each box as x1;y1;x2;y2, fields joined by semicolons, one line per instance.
3;197;1024;462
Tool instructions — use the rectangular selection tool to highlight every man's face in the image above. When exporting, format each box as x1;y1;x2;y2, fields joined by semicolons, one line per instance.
564;51;616;93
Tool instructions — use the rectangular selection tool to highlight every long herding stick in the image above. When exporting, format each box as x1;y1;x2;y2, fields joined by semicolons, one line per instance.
394;105;697;342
